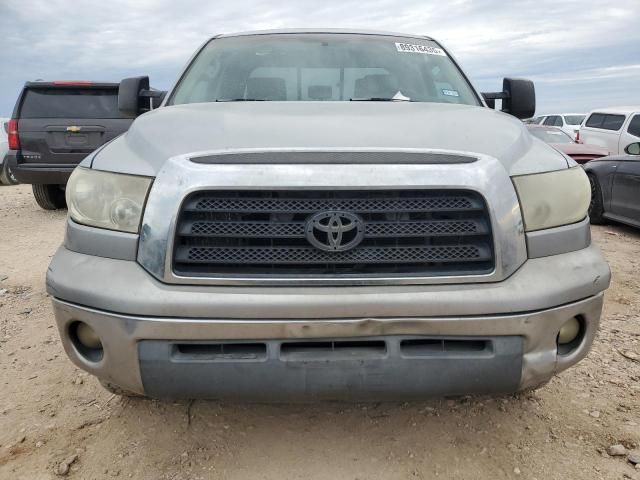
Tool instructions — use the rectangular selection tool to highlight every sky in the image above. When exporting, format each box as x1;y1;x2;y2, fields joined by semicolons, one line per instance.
1;0;639;117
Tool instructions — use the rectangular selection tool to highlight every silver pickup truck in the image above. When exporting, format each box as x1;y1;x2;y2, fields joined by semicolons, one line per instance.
47;29;611;400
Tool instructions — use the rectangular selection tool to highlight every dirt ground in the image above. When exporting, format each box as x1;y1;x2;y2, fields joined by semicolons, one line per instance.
0;183;638;480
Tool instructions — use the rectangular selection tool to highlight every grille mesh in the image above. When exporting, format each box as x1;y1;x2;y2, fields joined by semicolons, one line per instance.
183;219;482;238
181;245;485;264
173;190;494;279
190;196;476;213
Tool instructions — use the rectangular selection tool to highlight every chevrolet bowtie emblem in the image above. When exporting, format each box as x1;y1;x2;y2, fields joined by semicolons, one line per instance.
66;126;81;133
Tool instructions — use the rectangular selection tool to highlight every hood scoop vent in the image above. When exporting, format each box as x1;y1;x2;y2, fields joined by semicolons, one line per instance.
189;150;477;165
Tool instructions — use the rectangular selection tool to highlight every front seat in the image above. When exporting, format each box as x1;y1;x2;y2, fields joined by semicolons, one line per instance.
245;77;287;101
353;74;398;99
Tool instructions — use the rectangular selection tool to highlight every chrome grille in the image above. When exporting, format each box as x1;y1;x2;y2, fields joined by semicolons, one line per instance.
173;190;494;278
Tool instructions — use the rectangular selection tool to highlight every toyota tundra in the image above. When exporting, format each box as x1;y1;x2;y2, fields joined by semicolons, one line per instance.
46;29;611;400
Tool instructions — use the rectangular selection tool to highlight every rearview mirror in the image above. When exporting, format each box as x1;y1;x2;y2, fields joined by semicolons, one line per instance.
625;142;640;155
482;78;536;120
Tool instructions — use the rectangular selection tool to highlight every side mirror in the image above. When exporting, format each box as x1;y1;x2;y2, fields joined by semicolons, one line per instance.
118;77;168;115
118;76;150;116
625;142;640;155
148;91;167;109
481;78;536;120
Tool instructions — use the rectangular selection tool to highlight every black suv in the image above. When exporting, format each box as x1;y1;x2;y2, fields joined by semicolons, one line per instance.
7;81;135;209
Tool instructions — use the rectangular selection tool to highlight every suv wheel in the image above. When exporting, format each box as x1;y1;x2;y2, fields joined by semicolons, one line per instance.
0;161;18;185
32;184;67;210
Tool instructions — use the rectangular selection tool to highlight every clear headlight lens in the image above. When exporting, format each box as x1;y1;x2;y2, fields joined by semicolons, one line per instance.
512;167;590;232
66;167;153;233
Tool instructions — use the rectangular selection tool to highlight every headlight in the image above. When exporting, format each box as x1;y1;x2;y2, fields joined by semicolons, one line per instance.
66;167;153;233
512;167;590;232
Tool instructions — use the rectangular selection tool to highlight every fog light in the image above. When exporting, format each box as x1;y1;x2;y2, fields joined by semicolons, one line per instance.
69;321;104;362
76;322;102;349
558;317;581;345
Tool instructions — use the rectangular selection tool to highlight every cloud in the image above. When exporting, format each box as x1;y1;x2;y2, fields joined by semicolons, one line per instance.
1;0;639;115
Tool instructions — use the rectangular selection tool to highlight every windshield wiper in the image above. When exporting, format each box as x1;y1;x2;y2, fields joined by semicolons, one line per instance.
215;98;271;102
350;97;412;102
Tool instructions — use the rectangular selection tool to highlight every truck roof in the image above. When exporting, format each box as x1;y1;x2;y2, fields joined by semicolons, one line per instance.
586;106;640;115
217;28;434;41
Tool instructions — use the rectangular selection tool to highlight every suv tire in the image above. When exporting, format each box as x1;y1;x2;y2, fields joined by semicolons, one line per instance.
32;184;66;210
0;161;18;186
587;174;605;224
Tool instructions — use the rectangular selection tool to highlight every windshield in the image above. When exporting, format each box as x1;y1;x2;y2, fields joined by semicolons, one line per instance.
528;127;574;144
564;115;585;125
169;34;480;105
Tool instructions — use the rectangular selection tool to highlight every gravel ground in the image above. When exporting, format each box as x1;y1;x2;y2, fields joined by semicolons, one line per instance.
0;183;639;480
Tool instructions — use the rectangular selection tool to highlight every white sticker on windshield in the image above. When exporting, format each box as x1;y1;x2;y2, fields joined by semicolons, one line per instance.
442;89;459;97
395;42;446;56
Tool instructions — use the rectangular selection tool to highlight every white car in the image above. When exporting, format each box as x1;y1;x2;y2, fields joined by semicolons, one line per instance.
579;107;640;155
535;113;586;139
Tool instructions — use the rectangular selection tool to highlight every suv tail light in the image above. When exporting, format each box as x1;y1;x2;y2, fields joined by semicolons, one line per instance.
7;119;19;150
575;130;581;143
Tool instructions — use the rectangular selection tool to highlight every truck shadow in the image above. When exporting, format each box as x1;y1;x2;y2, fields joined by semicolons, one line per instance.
96;390;565;478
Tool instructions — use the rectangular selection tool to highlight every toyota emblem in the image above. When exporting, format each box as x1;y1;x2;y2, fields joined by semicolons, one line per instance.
305;211;365;252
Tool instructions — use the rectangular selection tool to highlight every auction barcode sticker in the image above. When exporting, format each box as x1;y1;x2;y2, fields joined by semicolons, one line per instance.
395;43;446;56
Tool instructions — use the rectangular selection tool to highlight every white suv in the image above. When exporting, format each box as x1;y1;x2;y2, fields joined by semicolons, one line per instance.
579;107;640;154
535;113;586;139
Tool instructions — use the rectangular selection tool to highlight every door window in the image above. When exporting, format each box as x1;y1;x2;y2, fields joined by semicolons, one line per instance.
585;113;605;128
602;114;626;131
543;116;561;126
585;113;626;131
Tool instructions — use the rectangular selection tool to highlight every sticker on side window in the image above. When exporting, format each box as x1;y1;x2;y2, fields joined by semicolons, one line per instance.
395;43;446;56
442;89;459;97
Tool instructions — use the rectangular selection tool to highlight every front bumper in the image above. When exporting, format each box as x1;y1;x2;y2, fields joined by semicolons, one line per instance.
47;244;610;400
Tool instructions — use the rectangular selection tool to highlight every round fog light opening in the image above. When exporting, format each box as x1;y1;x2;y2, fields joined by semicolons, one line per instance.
76;322;102;349
69;321;104;362
558;317;581;345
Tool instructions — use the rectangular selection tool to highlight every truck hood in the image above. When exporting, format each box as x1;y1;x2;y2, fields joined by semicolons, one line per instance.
91;102;569;176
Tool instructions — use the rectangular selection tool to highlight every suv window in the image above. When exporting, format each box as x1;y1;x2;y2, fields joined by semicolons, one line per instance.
602;114;626;131
564;115;585;125
586;113;605;128
585;113;626;131
627;115;640;137
169;34;481;106
543;116;562;127
19;88;126;119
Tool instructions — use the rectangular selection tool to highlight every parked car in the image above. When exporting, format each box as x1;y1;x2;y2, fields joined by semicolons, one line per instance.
534;113;586;139
585;141;640;228
47;29;610;400
0;119;17;185
579;107;640;155
526;125;609;164
6;81;139;209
